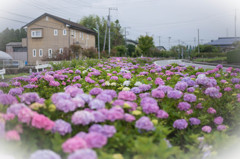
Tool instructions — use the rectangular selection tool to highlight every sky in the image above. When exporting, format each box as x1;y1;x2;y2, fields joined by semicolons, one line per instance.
0;0;239;49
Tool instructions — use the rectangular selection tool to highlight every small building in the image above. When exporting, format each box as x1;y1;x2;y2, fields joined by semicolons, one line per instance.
206;37;240;52
126;39;138;46
156;46;166;51
0;50;13;68
23;13;97;65
6;38;27;64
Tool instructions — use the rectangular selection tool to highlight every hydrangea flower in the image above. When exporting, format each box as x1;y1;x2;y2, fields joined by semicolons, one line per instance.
32;113;55;131
71;111;94;125
217;125;227;131
189;117;201;125
55;99;77;113
202;126;212;133
0;94;17;105
175;81;188;91
173;119;188;130
178;102;191;111
30;150;61;159
84;132;107;148
89;88;103;96
151;89;165;98
118;91;136;101
156;110;169;119
135;116;155;131
8;88;23;96
67;149;97;159
167;90;183;99
207;107;216;114
62;137;87;153
183;94;196;102
52;119;72;136
5;130;20;141
96;93;112;103
214;116;223;125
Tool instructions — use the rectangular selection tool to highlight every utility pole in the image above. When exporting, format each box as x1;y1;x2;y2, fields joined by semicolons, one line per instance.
124;27;130;56
158;36;161;46
103;21;107;51
197;29;200;53
234;9;237;37
96;22;100;59
108;7;118;57
168;37;171;50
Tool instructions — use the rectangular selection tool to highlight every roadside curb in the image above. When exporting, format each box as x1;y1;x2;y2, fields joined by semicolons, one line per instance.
182;60;240;68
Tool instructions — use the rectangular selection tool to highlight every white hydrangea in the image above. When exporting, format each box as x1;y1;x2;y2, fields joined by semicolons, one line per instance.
122;87;130;91
111;82;117;86
123;80;130;86
82;70;88;74
134;81;142;87
105;81;110;86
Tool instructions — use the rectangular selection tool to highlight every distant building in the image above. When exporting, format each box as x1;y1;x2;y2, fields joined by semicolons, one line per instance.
6;39;27;63
126;39;138;46
156;46;166;51
23;13;97;65
206;37;240;52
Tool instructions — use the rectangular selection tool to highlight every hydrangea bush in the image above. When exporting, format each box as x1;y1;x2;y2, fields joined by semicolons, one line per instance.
0;57;240;159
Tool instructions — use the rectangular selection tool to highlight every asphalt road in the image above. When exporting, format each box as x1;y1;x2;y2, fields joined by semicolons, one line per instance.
154;59;227;71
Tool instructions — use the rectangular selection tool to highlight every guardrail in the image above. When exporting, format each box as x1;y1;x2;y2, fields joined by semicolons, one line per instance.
35;64;52;72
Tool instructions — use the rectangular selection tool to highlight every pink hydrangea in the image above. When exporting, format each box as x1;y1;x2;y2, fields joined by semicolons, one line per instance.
118;91;136;101
151;89;165;98
18;107;33;124
202;126;212;133
62;137;87;153
5;130;20;141
31;113;55;130
84;132;107;148
207;107;216;114
214;116;223;125
156;110;169;119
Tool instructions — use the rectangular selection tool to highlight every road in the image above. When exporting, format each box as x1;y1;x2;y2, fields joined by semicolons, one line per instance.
154;59;227;71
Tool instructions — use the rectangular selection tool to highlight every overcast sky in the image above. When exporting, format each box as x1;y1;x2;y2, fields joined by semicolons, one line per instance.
0;0;239;49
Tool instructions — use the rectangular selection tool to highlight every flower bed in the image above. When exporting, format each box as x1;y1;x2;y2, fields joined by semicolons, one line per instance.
0;57;240;159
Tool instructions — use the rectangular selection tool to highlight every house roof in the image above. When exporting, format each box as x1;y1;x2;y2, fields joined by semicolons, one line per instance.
206;37;240;46
0;51;13;60
23;13;97;35
6;42;22;47
156;46;166;50
126;39;138;45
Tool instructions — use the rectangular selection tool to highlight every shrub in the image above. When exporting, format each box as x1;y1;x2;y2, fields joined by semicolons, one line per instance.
82;47;98;58
227;49;240;63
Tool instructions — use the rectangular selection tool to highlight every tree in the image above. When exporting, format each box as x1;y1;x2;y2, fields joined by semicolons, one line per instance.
127;44;135;57
132;46;142;57
194;45;220;53
114;45;126;57
79;15;124;53
137;35;154;56
0;28;27;51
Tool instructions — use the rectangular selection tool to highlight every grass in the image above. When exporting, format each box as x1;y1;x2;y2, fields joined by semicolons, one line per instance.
2;73;29;82
193;57;227;62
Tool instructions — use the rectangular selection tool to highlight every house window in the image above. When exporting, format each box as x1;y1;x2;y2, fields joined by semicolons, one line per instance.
46;16;48;21
63;29;67;35
39;49;43;57
87;35;89;40
73;30;76;38
80;32;82;38
54;29;58;36
31;30;42;38
48;49;52;58
32;49;36;57
82;33;84;40
59;48;63;54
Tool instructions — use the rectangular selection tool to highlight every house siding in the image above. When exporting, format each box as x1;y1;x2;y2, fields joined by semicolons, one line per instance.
27;15;95;65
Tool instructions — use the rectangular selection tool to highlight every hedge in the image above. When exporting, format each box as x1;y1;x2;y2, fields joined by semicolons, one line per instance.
227;49;240;63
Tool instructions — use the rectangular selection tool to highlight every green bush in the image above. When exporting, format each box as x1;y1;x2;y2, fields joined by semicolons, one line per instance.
227;49;240;63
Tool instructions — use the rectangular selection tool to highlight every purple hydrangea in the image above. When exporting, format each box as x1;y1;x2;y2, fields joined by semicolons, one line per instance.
173;119;188;129
178;102;191;111
214;116;223;125
183;93;196;102
0;82;9;87
8;88;23;96
52;119;72;136
107;107;124;121
175;81;188;91
67;149;97;159
89;88;103;96
55;99;77;113
167;90;183;99
187;87;195;93
231;78;240;84
65;86;84;97
102;90;117;98
207;107;216;114
84;132;107;148
7;103;27;115
0;120;5;138
131;87;142;94
96;93;112;103
30;150;61;159
124;113;136;122
92;111;106;123
139;84;151;92
135;116;155;131
71;97;85;108
76;94;93;104
155;77;165;85
0;94;17;105
89;99;105;109
217;125;227;131
151;89;165;98
202;126;212;133
157;85;173;93
20;93;41;105
71;111;95;125
118;91;136;101
51;93;71;104
205;87;222;98
189;117;201;125
156;110;169;119
89;124;116;138
139;93;151;98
